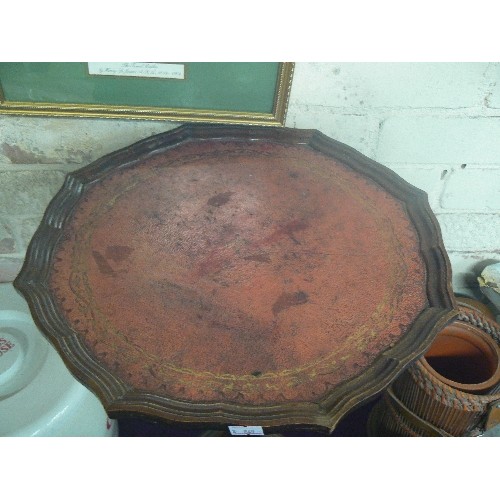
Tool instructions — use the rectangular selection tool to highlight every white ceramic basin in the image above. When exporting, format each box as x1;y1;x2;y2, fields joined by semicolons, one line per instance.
0;283;118;437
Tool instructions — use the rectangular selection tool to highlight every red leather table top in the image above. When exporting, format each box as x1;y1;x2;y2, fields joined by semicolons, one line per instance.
16;125;456;430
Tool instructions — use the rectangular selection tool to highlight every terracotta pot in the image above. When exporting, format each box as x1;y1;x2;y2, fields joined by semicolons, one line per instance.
390;361;500;435
369;309;500;436
421;322;500;395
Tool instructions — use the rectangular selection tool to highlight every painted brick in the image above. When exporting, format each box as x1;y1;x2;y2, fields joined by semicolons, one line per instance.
0;116;179;165
376;116;500;164
440;166;500;211
485;63;500;108
289;62;488;109
0;257;23;282
383;164;447;209
0;163;75;173
18;216;44;251
0;170;66;216
436;214;500;252
285;106;379;157
0;218;18;254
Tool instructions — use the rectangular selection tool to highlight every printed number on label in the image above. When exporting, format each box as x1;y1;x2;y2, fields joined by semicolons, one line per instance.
228;426;265;436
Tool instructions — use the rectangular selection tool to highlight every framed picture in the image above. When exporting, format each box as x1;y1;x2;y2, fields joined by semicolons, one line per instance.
0;62;294;126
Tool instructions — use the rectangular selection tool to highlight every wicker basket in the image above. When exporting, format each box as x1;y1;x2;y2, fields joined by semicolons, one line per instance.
369;302;500;436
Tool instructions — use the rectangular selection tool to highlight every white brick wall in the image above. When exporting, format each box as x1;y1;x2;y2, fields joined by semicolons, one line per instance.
1;62;499;296
0;117;177;165
383;164;446;210
285;106;380;157
437;214;500;251
485;63;500;108
376;116;500;164
289;63;490;109
439;166;500;211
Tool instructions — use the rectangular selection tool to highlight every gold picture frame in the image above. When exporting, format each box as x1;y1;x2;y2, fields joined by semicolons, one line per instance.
0;62;294;126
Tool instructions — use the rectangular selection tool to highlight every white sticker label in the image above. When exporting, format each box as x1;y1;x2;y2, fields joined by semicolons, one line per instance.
228;426;265;436
88;62;185;80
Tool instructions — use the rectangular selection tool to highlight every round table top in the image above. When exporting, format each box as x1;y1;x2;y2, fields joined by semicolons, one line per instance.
15;125;457;430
